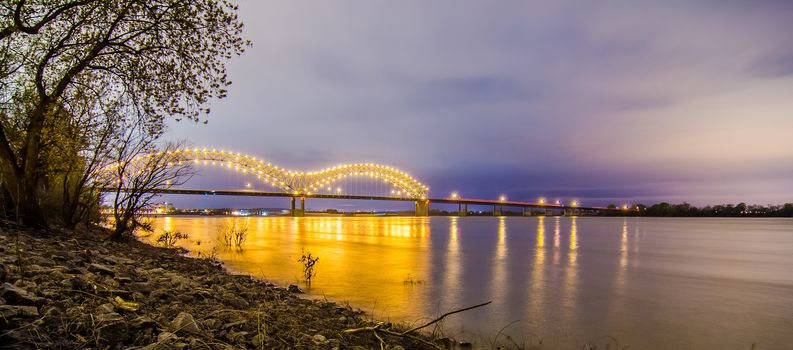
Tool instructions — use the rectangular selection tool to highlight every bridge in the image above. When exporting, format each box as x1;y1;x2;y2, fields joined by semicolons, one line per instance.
101;147;620;216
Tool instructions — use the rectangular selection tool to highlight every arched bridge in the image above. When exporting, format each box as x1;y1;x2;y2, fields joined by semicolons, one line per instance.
164;148;428;199
102;147;620;216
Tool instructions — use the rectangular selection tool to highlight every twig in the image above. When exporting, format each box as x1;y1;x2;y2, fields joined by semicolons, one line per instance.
373;330;386;350
402;301;491;335
343;301;492;349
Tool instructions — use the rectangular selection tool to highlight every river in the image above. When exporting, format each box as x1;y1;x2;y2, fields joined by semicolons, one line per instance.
145;216;793;349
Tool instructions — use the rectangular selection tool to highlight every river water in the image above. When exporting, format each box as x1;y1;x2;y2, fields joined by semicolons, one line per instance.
146;216;793;349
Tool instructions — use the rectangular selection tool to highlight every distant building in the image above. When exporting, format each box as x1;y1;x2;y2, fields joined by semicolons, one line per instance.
151;202;175;214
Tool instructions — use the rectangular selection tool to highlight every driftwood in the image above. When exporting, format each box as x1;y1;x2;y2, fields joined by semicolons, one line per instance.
344;301;492;349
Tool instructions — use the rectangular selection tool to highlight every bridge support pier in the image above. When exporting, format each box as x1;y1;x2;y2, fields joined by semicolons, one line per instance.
291;196;305;217
522;207;527;217
457;203;467;217
415;200;429;217
493;204;502;216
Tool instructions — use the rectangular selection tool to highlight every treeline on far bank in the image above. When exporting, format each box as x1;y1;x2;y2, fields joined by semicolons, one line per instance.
600;202;793;217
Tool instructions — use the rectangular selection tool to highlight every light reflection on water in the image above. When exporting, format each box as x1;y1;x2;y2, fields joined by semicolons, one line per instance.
146;216;793;349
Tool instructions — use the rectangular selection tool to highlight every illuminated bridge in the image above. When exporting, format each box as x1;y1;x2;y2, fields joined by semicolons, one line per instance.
103;147;618;216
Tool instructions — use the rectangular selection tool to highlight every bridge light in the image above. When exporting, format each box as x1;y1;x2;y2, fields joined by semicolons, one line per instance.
499;195;507;202
622;204;630;210
246;182;251;188
538;198;545;204
571;200;578;208
555;199;561;205
450;192;460;199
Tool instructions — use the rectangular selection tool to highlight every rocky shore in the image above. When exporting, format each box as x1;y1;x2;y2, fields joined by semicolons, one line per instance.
0;222;445;349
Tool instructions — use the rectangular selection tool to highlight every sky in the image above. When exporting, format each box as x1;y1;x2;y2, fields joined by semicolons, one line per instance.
164;0;793;209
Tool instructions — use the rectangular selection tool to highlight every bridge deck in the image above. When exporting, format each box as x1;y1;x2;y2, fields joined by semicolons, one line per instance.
108;188;613;211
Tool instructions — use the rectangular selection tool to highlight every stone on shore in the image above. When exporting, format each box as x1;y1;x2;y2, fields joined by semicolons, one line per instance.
0;282;44;306
0;226;439;349
171;311;201;334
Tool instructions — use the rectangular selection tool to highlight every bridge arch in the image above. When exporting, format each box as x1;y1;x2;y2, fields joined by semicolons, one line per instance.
120;148;429;199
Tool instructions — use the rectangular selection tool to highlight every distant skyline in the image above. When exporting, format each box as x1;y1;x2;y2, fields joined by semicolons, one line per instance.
163;0;793;208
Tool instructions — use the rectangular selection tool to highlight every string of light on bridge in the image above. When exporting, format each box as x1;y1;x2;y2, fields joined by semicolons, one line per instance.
103;147;429;199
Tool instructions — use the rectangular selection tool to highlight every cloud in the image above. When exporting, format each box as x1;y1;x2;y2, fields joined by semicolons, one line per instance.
166;0;793;205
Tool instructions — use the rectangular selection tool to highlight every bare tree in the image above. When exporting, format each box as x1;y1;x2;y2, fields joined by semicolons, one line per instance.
0;0;246;227
105;120;192;240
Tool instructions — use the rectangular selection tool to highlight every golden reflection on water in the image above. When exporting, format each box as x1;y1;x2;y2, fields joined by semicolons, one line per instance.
553;217;561;265
529;217;546;319
490;217;508;313
496;216;507;259
146;216;432;321
563;217;579;313
615;219;629;308
444;217;461;307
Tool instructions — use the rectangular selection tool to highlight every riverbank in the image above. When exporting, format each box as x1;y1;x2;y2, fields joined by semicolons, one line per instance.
0;221;448;349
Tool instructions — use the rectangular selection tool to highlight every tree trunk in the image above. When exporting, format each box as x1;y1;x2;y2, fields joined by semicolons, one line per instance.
19;177;47;228
110;215;130;241
0;169;48;228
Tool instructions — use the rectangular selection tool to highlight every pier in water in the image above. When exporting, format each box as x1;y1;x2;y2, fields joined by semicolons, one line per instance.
146;216;793;349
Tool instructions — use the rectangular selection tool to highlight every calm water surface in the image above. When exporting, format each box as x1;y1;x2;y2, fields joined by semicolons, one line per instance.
147;216;793;349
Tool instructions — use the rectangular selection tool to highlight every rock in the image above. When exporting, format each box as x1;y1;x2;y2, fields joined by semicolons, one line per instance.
0;262;7;283
101;256;118;265
95;312;128;347
202;318;220;330
252;333;267;347
151;289;173;301
458;340;473;348
130;315;157;329
177;294;194;303
0;282;44;306
114;276;132;284
96;303;115;314
328;338;341;348
0;305;40;318
171;312;201;334
224;293;249;309
225;330;249;343
157;331;178;343
81;249;93;263
312;333;329;345
129;281;152;293
88;263;115;277
287;284;303;293
23;264;46;276
69;275;92;291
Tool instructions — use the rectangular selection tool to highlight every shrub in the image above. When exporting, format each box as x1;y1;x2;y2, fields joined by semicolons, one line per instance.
298;249;319;285
156;230;188;247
